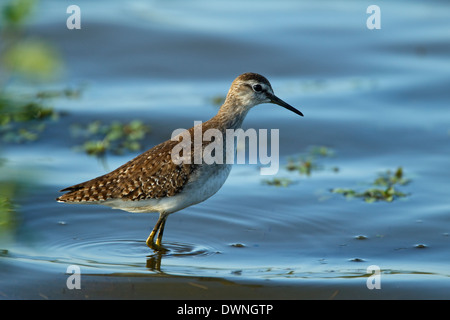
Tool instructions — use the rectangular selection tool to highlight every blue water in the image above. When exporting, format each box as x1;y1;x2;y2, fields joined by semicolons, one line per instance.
1;0;449;299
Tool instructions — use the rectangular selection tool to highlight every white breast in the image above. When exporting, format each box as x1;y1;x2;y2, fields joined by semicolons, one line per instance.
104;164;233;214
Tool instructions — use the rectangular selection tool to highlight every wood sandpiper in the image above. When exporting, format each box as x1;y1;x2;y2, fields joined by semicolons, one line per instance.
57;73;303;251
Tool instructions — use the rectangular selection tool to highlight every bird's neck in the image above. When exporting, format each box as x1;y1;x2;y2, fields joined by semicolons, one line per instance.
214;95;253;131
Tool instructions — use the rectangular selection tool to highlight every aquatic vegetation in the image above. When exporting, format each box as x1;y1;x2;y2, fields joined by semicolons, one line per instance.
0;94;55;142
262;177;294;187
285;145;336;176
332;186;407;203
0;180;19;240
373;167;410;187
2;39;63;81
1;0;63;82
1;0;35;27
0;0;72;142
35;88;82;100
0;156;29;244
0;89;80;143
286;157;317;175
331;167;410;203
262;145;336;187
71;120;151;157
1;1;150;156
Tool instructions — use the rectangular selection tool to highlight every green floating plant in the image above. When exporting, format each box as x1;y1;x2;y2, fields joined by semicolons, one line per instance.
71;120;151;157
262;145;337;187
35;88;82;100
0;0;81;143
331;167;410;203
262;177;294;187
332;186;407;203
0;88;80;143
0;180;20;237
1;96;55;143
285;145;336;176
373;167;410;187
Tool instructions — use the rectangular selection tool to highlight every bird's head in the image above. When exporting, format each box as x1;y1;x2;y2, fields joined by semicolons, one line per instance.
225;72;303;117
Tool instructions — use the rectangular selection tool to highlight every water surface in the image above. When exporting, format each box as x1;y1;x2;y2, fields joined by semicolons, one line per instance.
1;0;449;299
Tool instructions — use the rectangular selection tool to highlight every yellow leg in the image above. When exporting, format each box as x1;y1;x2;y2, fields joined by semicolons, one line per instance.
146;213;168;251
155;218;167;247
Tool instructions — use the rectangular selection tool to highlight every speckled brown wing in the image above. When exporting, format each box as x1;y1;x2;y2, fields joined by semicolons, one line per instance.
57;138;196;203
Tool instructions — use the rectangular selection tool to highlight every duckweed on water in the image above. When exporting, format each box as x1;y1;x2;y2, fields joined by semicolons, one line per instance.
71;120;151;157
331;167;410;203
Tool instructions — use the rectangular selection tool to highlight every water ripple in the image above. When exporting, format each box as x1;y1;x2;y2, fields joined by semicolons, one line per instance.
3;236;219;273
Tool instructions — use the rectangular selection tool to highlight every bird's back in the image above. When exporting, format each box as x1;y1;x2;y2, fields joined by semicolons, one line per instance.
57;138;196;204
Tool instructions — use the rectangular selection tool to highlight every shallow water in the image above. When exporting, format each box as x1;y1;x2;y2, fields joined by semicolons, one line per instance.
1;0;450;299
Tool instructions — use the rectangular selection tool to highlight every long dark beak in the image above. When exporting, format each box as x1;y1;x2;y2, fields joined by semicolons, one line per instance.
269;94;303;117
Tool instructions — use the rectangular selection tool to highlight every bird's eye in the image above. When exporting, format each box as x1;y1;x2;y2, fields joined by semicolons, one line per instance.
252;84;263;92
